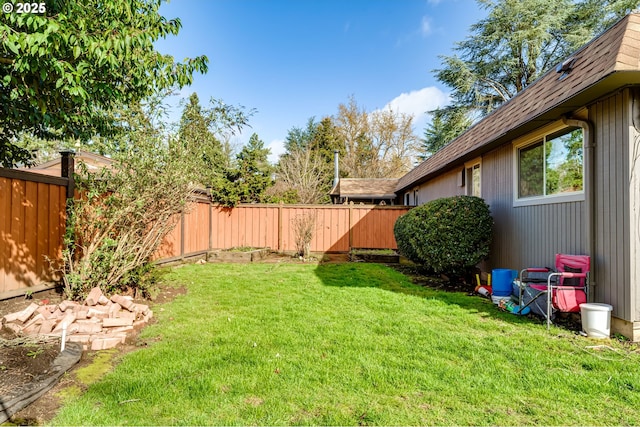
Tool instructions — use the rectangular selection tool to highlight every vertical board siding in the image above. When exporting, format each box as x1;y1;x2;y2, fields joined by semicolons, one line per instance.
416;168;465;204
629;89;640;323
591;91;632;321
411;91;634;322
482;137;586;270
0;176;66;296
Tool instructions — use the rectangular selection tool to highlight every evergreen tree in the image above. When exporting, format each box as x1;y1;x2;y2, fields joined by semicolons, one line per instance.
178;93;225;172
424;0;638;157
420;106;472;159
234;133;273;203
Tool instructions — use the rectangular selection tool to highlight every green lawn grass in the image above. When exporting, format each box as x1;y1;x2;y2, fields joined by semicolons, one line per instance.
52;262;640;426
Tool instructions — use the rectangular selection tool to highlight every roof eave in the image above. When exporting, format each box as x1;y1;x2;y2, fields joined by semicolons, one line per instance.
396;72;640;194
341;193;398;199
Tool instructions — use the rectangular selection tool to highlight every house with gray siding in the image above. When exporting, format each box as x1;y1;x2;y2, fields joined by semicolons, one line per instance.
395;13;640;339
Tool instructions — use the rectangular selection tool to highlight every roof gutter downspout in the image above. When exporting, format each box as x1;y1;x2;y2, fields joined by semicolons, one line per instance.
563;116;596;297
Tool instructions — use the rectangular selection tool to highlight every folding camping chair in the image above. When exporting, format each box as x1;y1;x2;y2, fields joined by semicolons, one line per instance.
519;254;590;330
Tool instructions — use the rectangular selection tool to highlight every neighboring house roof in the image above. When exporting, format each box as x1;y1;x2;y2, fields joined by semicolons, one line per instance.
397;12;640;193
330;178;399;199
18;150;114;177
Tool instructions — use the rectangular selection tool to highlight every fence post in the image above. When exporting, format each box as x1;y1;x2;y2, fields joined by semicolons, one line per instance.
348;205;353;251
278;203;283;252
180;211;185;257
59;150;75;198
208;199;213;252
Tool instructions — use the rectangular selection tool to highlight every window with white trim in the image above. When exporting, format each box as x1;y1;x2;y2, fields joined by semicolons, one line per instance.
466;163;481;197
515;125;584;204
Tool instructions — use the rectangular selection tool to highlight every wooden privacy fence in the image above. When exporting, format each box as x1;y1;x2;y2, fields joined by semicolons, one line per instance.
1;159;408;297
155;202;410;262
0;162;74;299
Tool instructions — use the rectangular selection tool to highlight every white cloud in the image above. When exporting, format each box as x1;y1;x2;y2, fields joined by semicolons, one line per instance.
381;86;449;132
421;16;432;36
266;139;286;164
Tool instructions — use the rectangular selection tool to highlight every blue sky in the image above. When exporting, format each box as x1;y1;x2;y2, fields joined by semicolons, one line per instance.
155;0;487;162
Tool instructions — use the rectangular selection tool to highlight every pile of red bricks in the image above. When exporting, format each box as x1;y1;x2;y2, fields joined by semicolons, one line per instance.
1;287;153;351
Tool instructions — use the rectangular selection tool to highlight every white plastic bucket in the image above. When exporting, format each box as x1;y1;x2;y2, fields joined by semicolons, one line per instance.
580;303;613;338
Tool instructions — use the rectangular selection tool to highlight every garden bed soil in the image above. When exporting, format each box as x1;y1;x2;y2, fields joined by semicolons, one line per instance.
0;285;187;425
349;252;400;263
207;247;270;262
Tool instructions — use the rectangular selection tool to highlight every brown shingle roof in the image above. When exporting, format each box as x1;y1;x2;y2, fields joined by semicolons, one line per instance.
397;13;640;193
330;178;399;198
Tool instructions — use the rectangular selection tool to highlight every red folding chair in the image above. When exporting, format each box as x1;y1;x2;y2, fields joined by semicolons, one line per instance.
519;254;590;330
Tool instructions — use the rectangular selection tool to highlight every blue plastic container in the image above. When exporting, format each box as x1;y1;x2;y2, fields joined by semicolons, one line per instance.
492;269;517;297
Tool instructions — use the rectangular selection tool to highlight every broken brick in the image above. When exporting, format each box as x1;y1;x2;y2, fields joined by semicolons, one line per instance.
75;321;102;334
36;306;53;320
91;336;123;350
67;334;93;344
3;323;22;334
37;320;56;334
108;303;122;318
110;295;135;311
85;287;103;306
22;313;44;331
53;311;77;332
102;317;134;328
87;306;110;319
116;311;137;321
15;303;39;323
59;300;79;312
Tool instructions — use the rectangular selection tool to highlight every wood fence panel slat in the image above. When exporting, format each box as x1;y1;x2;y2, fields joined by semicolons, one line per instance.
54;185;66;277
0;177;10;292
24;181;38;286
6;180;25;292
200;202;209;251
50;186;63;275
36;183;49;278
152;203;409;260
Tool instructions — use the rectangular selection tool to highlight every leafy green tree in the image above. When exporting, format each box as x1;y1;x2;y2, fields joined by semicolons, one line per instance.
62;95;253;298
569;0;640;39
0;0;208;167
436;0;578;119
174;92;256;206
428;0;638;149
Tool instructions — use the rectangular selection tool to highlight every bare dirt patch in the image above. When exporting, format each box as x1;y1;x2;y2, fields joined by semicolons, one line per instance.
0;285;186;425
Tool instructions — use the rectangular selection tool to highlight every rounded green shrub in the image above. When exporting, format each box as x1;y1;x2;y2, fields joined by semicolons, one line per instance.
393;209;421;264
394;195;493;275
